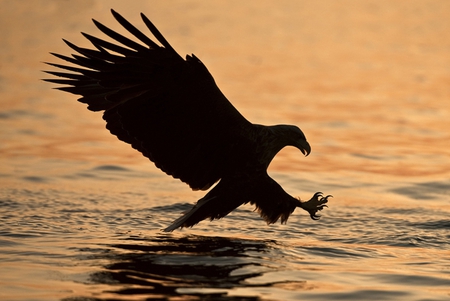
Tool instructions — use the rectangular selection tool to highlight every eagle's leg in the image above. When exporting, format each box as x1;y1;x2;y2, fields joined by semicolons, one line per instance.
298;192;331;220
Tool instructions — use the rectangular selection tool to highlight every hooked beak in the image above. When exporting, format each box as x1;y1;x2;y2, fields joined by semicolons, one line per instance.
298;139;311;157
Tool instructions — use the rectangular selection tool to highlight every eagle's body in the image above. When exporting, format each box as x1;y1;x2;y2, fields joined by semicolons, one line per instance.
45;10;330;231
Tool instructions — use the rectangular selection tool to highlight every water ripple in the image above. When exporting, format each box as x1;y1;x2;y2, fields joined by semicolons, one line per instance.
64;235;283;300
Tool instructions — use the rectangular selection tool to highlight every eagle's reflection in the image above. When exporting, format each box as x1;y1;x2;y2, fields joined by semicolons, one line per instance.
75;235;281;300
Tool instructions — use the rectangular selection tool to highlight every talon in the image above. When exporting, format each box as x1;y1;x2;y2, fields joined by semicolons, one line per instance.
298;192;332;220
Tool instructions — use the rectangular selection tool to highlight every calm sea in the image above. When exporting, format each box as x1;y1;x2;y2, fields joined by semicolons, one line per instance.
1;1;449;300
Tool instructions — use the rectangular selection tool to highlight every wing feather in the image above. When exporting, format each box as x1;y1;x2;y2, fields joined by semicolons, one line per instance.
139;12;181;57
92;19;149;52
44;9;253;190
111;9;160;49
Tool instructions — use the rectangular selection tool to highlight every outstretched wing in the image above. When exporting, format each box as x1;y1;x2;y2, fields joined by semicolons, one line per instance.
44;9;253;190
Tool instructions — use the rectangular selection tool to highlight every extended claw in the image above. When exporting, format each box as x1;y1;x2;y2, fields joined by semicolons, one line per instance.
298;192;332;220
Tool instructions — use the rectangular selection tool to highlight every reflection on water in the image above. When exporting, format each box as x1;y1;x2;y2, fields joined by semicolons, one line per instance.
69;235;278;300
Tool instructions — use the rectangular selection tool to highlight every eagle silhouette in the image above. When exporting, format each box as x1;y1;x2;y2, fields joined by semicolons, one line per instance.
44;10;330;231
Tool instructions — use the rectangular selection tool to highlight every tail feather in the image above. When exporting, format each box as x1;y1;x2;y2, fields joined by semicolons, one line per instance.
163;196;218;232
164;178;248;232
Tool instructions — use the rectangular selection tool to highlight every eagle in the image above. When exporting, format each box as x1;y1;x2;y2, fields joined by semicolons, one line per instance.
44;9;330;232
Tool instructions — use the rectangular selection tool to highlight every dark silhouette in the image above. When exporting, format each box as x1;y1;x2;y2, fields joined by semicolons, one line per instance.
44;9;330;231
